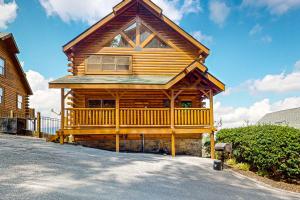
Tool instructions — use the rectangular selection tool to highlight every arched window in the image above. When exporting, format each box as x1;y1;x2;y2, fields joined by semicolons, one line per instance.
106;19;171;49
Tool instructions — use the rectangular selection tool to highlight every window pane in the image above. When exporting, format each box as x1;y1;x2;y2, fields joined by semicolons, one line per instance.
116;57;129;65
0;58;4;67
102;56;115;64
0;58;4;75
116;57;129;71
181;101;192;108
124;22;137;43
17;95;23;109
0;88;3;104
117;65;129;71
87;64;101;72
18;95;22;102
140;24;152;43
107;34;130;47
102;64;116;71
103;100;115;108
88;100;102;108
145;37;170;48
87;55;101;64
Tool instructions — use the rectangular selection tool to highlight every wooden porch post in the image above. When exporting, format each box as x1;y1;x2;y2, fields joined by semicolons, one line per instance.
171;132;176;157
115;92;120;152
210;132;215;159
60;88;65;145
209;89;215;159
171;90;176;157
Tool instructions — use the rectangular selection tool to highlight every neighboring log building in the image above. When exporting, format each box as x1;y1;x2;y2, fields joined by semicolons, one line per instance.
0;33;32;118
49;0;225;157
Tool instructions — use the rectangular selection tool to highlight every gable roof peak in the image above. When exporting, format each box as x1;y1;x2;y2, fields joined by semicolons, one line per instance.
63;0;209;57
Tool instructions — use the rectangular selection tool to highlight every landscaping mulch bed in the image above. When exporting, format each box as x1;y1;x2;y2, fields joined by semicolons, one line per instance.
227;166;300;193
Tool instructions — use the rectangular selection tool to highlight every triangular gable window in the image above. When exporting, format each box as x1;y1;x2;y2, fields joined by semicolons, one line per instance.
106;18;172;49
107;34;131;47
145;37;170;48
140;24;152;43
124;22;137;43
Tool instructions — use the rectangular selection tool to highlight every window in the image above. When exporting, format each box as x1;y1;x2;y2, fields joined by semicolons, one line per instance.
181;101;192;108
145;37;169;48
0;88;3;104
107;34;131;48
88;100;115;108
86;55;131;73
106;18;171;49
124;22;137;43
0;58;4;75
140;24;152;43
17;95;23;109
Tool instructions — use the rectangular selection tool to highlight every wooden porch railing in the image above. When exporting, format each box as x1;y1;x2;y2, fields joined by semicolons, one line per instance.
175;108;210;126
120;108;170;127
65;108;211;129
66;108;115;128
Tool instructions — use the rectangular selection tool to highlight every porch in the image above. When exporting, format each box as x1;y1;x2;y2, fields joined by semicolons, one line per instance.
59;88;216;157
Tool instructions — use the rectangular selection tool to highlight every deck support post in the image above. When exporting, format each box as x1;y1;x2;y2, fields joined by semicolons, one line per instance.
171;132;176;157
210;131;215;159
116;133;120;153
209;90;215;159
115;92;120;153
60;88;65;144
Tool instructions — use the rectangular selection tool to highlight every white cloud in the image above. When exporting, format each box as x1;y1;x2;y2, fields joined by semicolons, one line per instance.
192;31;213;45
209;0;230;26
39;0;202;25
26;70;60;118
242;0;300;15
0;0;18;29
249;24;262;36
249;71;300;93
153;0;202;23
215;97;300;128
261;35;272;43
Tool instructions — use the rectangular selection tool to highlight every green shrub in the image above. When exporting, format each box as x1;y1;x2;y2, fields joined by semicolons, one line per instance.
217;125;300;180
235;163;250;171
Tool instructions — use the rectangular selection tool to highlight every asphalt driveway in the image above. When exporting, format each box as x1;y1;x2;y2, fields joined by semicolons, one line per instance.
0;134;299;200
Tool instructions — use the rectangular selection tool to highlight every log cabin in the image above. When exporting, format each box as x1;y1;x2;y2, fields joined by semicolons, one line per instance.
0;33;32;118
49;0;225;157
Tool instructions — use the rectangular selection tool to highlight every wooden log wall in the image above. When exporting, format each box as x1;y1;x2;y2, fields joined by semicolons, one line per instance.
0;41;28;118
70;89;205;109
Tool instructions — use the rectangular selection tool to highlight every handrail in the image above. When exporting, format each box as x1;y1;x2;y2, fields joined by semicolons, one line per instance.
64;107;212;128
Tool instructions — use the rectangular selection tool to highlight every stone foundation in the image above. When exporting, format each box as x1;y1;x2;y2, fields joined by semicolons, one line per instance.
79;138;203;157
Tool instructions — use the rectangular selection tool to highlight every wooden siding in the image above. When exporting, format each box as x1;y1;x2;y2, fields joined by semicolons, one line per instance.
69;89;205;109
0;41;28;118
69;3;198;76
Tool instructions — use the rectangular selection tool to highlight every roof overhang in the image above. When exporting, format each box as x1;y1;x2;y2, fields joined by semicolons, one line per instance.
49;61;225;95
62;0;209;56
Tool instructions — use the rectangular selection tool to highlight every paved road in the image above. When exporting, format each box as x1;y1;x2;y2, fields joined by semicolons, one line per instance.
0;134;299;200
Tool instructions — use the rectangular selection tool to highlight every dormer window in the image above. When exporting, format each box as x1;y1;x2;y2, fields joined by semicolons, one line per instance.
0;57;4;75
106;18;171;49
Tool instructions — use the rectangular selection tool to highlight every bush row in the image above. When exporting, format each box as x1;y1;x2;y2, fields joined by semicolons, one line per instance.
217;125;300;181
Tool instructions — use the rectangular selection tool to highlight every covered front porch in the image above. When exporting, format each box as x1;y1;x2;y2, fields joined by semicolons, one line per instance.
49;62;225;157
59;88;216;157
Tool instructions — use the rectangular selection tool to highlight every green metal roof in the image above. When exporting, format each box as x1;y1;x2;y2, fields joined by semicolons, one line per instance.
50;75;175;85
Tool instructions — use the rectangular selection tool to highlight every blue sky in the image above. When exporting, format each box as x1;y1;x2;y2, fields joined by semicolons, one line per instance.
1;0;300;127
